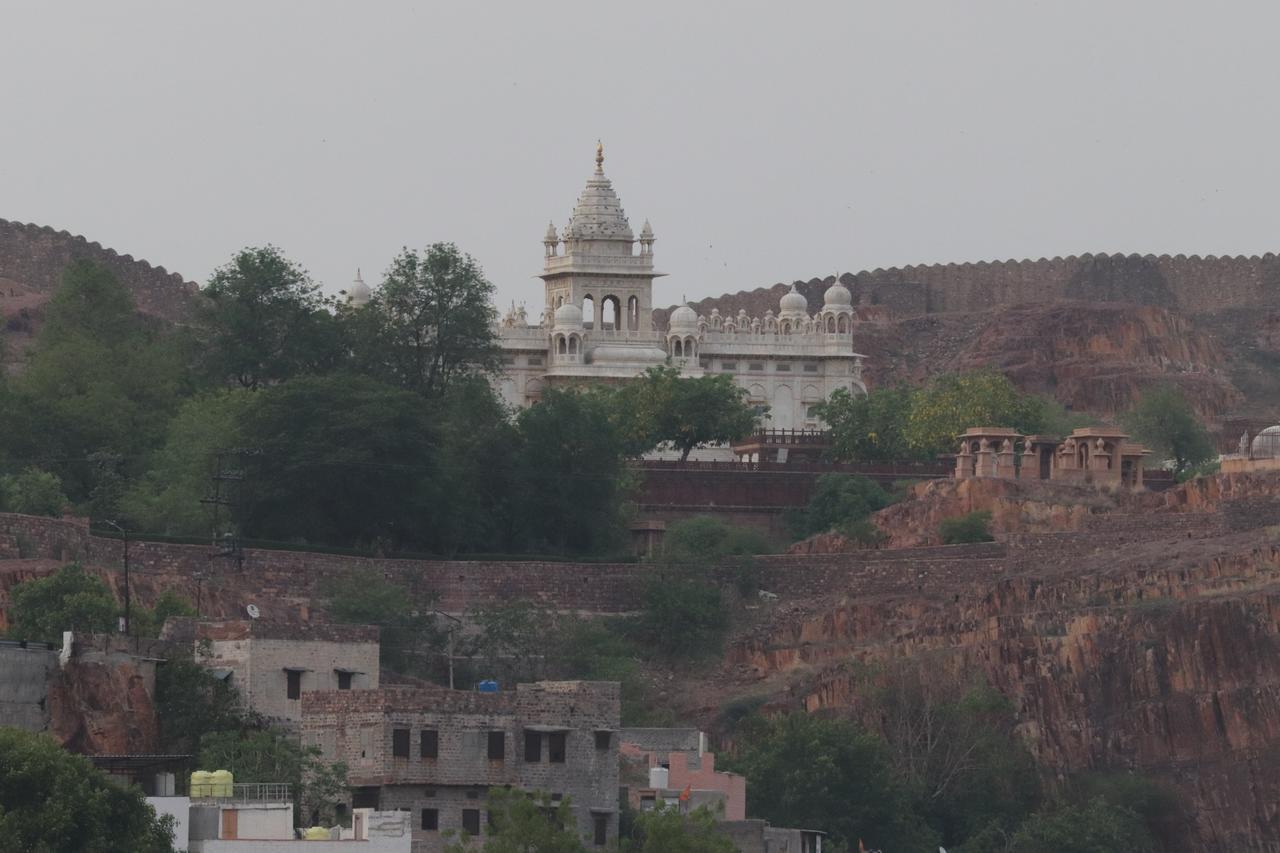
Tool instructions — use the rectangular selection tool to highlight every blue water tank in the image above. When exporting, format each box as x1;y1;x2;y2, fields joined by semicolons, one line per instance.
477;680;500;693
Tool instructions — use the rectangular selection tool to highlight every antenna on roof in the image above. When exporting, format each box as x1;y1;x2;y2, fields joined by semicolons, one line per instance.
246;604;260;620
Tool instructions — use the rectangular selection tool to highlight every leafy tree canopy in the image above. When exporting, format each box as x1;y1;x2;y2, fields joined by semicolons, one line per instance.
786;473;893;540
903;370;1049;458
235;374;440;550
154;656;246;755
353;243;500;398
8;563;117;642
443;789;585;852
0;467;68;516
1122;384;1215;476
513;387;629;555
620;804;738;853
128;590;197;639
198;729;348;828
662;516;772;563
321;568;442;679
940;510;995;544
198;246;342;390
0;728;176;853
815;385;918;462
611;366;760;460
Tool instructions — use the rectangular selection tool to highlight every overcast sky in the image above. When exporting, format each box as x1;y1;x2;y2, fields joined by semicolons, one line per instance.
2;2;1278;312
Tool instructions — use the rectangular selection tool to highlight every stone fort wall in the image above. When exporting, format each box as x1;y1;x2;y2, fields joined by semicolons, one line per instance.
0;218;199;322
663;253;1280;325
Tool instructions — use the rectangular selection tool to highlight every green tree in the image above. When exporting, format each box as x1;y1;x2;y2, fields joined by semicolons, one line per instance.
0;728;176;853
8;564;117;642
612;366;760;460
786;473;893;540
994;798;1155;853
235;374;441;550
0;467;68;516
2;261;183;502
198;729;348;827
940;510;995;544
904;370;1048;458
154;657;246;754
1122;384;1215;477
198;246;342;390
661;516;771;562
513;387;629;554
620;804;737;853
637;570;728;660
128;590;197;639
354;243;500;398
443;789;585;852
119;390;251;536
725;713;938;851
815;385;919;462
321;569;442;679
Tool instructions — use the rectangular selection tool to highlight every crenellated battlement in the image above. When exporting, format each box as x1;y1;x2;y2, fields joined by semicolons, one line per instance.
0;217;201;323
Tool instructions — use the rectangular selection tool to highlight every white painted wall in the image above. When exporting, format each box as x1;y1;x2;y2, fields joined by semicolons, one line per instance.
147;797;191;852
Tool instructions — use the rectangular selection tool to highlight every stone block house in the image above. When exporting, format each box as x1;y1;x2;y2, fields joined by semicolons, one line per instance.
619;728;746;821
301;681;621;853
164;619;380;729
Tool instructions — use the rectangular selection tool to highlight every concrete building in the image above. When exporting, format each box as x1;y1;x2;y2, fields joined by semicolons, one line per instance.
164;620;380;730
0;638;59;732
722;820;825;853
484;143;868;431
301;681;621;853
620;728;746;821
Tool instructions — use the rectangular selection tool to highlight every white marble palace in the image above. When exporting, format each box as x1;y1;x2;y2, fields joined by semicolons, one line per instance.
493;143;868;429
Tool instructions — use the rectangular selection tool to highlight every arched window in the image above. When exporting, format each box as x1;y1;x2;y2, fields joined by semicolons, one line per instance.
673;339;683;357
827;316;836;333
582;295;595;329
557;336;567;355
627;296;640;331
781;321;791;335
568;336;578;354
837;316;848;333
601;295;620;330
685;337;696;357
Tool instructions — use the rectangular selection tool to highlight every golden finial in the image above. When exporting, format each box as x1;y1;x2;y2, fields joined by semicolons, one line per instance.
595;139;604;172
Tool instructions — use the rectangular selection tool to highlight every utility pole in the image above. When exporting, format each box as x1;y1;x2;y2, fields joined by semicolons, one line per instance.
100;520;130;634
202;448;257;572
432;610;463;690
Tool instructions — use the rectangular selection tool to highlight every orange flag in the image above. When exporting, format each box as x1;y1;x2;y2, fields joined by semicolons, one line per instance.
858;841;866;853
678;783;692;802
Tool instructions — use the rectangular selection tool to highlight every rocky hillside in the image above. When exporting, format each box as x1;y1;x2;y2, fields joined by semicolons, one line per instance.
708;472;1280;851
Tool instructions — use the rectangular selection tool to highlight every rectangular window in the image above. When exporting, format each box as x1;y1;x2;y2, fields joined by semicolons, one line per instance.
336;671;353;690
594;813;609;846
527;356;544;366
500;356;516;365
488;731;505;761
421;730;438;759
392;728;410;758
748;362;764;372
803;363;819;372
775;363;791;372
285;670;302;700
423;788;436;798
807;405;822;419
548;732;566;764
594;731;611;750
462;809;481;836
721;362;737;371
421;809;438;831
525;731;542;762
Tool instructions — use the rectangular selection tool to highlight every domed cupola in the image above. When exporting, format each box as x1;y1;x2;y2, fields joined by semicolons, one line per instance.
822;276;853;311
346;269;371;308
779;283;808;317
553;302;584;329
1252;425;1280;458
668;303;698;332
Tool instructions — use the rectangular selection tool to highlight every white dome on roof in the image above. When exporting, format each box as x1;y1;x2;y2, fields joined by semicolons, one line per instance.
779;284;808;315
346;269;371;307
669;304;698;332
553;302;583;329
823;278;852;309
1252;425;1280;458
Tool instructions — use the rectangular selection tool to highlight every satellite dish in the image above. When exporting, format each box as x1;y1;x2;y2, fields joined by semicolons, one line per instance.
246;604;260;619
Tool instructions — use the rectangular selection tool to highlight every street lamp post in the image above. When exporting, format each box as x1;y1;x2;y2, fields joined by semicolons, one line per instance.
101;520;130;635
